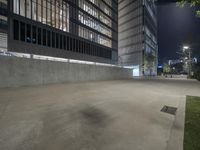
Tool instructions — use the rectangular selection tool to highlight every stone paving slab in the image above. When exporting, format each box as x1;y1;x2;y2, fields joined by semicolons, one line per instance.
0;79;199;150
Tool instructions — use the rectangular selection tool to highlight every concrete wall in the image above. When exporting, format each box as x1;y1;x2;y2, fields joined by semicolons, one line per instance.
0;56;132;88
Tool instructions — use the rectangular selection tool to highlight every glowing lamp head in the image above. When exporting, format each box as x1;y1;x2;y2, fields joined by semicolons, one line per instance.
183;46;189;50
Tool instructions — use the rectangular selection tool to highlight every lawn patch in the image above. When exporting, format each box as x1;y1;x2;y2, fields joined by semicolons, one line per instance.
184;96;200;150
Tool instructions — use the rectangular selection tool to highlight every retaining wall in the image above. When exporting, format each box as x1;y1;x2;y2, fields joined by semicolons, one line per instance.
0;56;132;88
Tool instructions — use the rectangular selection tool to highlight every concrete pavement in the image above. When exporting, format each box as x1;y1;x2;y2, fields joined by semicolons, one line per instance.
0;79;200;150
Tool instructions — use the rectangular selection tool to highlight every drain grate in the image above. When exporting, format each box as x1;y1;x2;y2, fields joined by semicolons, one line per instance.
161;105;177;115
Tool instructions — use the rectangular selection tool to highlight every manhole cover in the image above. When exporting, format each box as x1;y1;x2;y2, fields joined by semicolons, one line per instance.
161;105;177;115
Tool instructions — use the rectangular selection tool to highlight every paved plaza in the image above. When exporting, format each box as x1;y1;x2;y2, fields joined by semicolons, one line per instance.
0;79;200;150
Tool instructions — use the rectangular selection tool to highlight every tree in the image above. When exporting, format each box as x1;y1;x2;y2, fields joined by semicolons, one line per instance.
144;51;157;75
151;0;200;17
193;62;200;81
171;62;184;74
177;0;200;17
163;63;171;74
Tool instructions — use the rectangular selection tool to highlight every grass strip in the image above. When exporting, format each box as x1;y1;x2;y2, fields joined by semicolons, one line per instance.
184;96;200;150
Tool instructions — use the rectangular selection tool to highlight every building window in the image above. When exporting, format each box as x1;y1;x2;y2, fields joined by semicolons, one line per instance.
26;24;31;43
52;0;56;27
78;11;112;38
47;0;51;26
13;0;19;14
66;36;69;50
32;25;37;44
38;0;42;22
56;33;59;48
63;36;66;49
105;0;112;7
26;0;31;19
13;0;69;32
78;26;112;48
63;1;69;32
38;27;41;45
76;39;79;52
52;32;55;48
60;34;63;49
20;0;25;16
47;30;51;47
13;20;19;40
88;0;112;16
32;0;37;20
42;0;47;24
69;37;72;51
79;0;112;27
73;38;75;51
43;29;46;46
55;0;60;29
20;22;25;41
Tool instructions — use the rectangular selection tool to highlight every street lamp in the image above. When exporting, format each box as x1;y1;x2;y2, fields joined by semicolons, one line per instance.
183;46;192;77
183;46;189;50
176;45;193;77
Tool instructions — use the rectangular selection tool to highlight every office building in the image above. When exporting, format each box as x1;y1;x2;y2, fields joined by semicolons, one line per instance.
118;0;158;76
0;0;118;63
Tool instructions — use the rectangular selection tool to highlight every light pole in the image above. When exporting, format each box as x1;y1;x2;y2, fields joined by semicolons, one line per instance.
183;46;192;77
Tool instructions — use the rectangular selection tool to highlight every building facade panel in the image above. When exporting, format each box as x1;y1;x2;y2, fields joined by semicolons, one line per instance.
119;0;158;76
0;0;118;64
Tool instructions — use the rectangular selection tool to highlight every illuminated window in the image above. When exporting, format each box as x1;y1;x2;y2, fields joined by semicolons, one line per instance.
47;0;51;26
43;0;47;24
52;0;56;27
78;26;112;48
32;0;37;20
78;11;112;38
20;0;25;16
38;0;42;22
13;0;69;32
13;0;19;14
79;0;112;27
26;0;31;18
63;1;69;32
56;0;59;29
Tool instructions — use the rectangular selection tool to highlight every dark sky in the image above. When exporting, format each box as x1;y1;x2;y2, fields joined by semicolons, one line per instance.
157;2;200;62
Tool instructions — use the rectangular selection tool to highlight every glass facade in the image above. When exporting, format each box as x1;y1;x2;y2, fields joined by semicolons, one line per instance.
78;11;111;37
118;0;157;76
88;0;112;17
78;0;113;48
79;0;112;27
12;0;116;49
9;0;118;63
13;19;112;59
13;0;69;32
0;0;7;29
78;26;111;48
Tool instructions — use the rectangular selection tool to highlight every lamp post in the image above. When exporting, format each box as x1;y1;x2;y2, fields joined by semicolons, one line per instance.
183;46;192;77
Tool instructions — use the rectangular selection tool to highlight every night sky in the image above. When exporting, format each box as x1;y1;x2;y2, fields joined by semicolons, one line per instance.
157;1;200;63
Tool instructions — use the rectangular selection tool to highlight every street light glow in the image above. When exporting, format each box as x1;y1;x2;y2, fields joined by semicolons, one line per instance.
183;46;189;50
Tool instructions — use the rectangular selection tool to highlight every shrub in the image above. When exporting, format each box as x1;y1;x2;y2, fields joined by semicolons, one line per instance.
194;68;200;81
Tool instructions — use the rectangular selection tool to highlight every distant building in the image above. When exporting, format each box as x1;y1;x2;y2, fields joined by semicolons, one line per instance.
168;59;183;65
168;58;198;65
118;0;158;76
0;0;118;64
